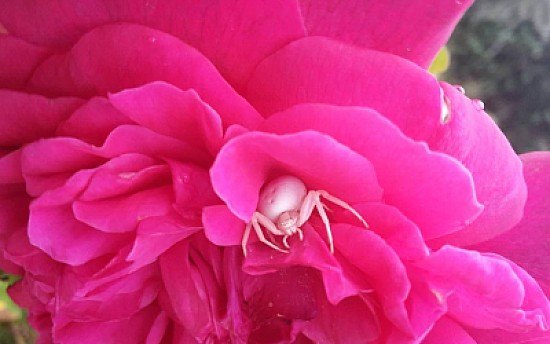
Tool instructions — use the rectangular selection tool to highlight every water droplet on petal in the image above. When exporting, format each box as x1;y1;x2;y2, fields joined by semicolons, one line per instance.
472;99;485;111
454;84;466;95
440;89;452;124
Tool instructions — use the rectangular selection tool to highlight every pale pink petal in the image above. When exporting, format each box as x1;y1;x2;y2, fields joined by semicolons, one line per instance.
472;152;550;286
299;0;473;68
29;23;262;128
263;104;482;240
210;131;382;222
0;89;83;145
423;317;477;344
109;82;223;154
0;0;305;89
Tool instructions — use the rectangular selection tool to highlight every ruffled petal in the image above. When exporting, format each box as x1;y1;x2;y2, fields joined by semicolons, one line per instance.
0;0;306;89
472;152;550;287
109;82;223;154
262;104;482;240
210;130;382;222
298;0;473;68
28;23;262;128
0;89;83;146
0;35;51;89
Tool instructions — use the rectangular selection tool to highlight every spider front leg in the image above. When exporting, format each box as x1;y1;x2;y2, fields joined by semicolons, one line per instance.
318;190;369;229
242;212;288;256
297;191;335;253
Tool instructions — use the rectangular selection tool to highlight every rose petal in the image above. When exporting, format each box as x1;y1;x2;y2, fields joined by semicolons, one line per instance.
472;152;550;286
299;0;473;68
73;185;174;233
29;23;262;129
428;83;527;246
203;205;246;246
0;0;305;90
211;130;383;222
248;38;524;246
0;35;51;89
262;104;482;240
109;82;223;154
423;317;476;344
56;97;133;146
0;89;83;145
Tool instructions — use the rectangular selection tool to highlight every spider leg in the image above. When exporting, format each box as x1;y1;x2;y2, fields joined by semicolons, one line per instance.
242;221;253;256
282;235;290;248
312;194;335;254
318;190;369;229
297;228;304;241
253;213;289;253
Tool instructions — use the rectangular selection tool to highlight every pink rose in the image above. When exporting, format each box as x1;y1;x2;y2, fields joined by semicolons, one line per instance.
0;1;549;343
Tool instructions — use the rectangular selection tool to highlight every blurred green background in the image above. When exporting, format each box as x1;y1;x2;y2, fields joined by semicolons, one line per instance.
444;0;550;153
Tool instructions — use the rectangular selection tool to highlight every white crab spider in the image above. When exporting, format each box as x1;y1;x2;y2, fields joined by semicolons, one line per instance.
242;175;369;256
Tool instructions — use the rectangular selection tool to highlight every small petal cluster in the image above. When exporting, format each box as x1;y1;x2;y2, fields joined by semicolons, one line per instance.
0;1;549;343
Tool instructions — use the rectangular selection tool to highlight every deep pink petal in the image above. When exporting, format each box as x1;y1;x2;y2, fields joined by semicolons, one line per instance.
109;82;223;154
73;186;174;233
57;264;160;322
79;154;168;202
127;213;200;266
428;83;527;246
423;317;476;344
0;35;51;89
0;149;24;183
28;170;131;265
0;0;305;90
0;89;83;145
417;246;548;333
248;38;524;246
203;205;245;246
168;160;219;210
263;104;482;240
299;0;473;68
466;254;550;343
334;224;412;335
211;131;382;222
298;296;379;344
56;97;133;146
159;237;225;341
29;23;262;129
53;304;162;344
472;152;550;287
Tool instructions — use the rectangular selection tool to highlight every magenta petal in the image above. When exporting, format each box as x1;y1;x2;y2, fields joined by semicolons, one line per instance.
28;172;131;265
0;35;51;89
29;23;262;129
0;89;83;145
73;186;174;233
299;0;473;68
429;83;527;246
423;317;476;344
128;214;199;266
334;224;412;334
246;36;441;119
263;104;482;240
473;152;550;287
298;296;379;344
56;97;133;146
418;246;549;333
203;205;245;246
0;0;305;90
211;131;382;221
109;82;223;154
